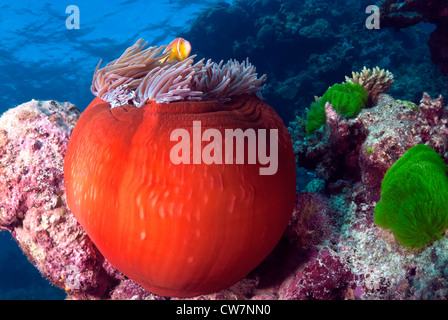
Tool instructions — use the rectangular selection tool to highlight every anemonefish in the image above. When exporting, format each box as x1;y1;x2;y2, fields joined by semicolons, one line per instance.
161;38;192;62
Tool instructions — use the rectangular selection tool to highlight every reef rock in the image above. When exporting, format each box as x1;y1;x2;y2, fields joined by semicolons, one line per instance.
0;100;123;299
287;91;448;299
290;92;448;202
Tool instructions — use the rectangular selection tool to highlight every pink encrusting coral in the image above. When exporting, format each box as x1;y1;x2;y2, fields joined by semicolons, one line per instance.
0;100;78;229
0;100;178;300
278;246;356;300
0;100;120;299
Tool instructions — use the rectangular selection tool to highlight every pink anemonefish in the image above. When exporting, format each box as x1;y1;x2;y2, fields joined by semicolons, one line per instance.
161;38;192;62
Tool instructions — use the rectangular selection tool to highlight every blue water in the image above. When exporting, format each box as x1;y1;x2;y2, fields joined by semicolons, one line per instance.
0;232;66;299
1;0;447;299
0;0;231;114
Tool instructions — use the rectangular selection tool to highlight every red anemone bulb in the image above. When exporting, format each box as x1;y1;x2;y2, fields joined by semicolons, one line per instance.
64;39;296;297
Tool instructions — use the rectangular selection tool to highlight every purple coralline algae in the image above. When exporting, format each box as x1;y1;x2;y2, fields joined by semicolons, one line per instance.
2;90;448;299
0;100;123;299
278;246;355;300
284;192;333;249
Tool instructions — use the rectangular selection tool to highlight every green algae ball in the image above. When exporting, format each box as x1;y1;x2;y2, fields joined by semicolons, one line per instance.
305;82;368;136
305;101;327;136
374;144;448;249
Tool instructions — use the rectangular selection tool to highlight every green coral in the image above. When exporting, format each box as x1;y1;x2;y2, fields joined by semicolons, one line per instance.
374;144;448;249
305;101;327;136
305;82;368;136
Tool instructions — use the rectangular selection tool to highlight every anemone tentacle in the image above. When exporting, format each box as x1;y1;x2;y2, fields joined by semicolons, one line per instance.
91;38;266;107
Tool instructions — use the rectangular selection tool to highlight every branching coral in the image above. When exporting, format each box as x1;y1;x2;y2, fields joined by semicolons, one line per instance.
345;66;394;106
91;38;266;107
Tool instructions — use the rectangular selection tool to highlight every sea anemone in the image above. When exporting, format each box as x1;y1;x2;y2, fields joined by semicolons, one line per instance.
64;38;296;297
91;38;266;107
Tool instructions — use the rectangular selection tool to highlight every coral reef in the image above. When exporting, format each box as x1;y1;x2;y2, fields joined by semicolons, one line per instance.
2;95;448;300
182;0;448;122
2;0;448;298
285;192;333;249
286;88;448;299
278;246;355;300
290;92;448;196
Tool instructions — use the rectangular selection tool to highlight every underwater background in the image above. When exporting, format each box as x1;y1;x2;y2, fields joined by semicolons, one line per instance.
1;0;447;299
